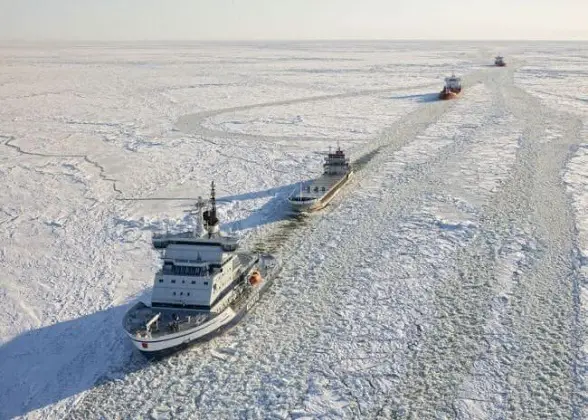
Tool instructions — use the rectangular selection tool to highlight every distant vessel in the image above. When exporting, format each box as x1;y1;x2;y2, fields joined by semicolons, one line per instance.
439;74;462;100
123;182;280;355
288;145;353;212
494;55;506;67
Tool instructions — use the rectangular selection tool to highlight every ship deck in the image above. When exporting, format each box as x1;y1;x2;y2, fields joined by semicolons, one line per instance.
290;174;348;200
124;302;215;339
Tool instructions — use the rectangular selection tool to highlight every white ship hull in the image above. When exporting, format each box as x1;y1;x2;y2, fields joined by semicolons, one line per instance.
125;304;237;354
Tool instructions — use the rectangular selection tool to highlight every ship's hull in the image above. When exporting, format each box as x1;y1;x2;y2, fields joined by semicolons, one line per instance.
288;197;321;212
495;63;506;67
439;89;460;100
288;171;353;213
124;256;280;357
125;304;235;355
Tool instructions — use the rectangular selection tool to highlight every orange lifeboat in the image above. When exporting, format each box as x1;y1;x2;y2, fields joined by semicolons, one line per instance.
248;270;263;286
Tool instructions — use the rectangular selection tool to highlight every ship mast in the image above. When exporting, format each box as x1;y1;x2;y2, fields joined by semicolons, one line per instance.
210;180;218;223
202;181;220;238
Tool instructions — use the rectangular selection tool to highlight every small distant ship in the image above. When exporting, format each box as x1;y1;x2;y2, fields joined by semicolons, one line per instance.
123;182;280;356
494;55;506;67
288;145;353;212
439;74;462;100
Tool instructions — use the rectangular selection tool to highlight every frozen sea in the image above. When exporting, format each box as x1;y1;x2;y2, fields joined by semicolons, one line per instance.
0;41;587;419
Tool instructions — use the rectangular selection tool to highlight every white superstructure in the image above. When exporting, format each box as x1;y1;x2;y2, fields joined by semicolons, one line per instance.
123;182;279;355
444;74;462;92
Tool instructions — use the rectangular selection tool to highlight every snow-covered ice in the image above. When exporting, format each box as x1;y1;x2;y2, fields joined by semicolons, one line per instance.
0;41;587;419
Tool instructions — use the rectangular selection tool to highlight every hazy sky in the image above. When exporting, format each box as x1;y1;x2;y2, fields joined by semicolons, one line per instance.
1;0;587;41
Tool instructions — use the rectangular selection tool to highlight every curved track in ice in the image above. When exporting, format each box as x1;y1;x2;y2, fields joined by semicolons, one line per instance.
2;44;587;419
0;43;473;419
62;62;586;419
176;82;441;145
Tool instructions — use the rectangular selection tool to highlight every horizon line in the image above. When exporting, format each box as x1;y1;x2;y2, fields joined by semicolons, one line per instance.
1;38;587;44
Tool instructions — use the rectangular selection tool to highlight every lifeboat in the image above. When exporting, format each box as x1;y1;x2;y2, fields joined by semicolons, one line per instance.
248;270;263;286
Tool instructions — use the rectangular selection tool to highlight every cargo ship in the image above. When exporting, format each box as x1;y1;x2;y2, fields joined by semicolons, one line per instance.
288;146;353;212
494;55;506;67
439;74;462;100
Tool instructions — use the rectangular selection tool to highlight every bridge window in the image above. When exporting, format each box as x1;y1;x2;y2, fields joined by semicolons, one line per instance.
171;279;176;284
158;279;163;283
172;266;206;276
191;280;196;284
204;281;209;285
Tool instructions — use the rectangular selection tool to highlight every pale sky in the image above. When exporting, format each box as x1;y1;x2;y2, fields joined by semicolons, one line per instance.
1;0;587;41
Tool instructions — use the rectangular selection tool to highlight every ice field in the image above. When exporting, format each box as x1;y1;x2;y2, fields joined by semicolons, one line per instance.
0;41;587;419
